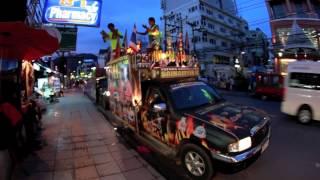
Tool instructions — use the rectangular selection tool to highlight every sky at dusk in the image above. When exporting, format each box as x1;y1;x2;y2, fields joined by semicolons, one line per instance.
76;0;270;54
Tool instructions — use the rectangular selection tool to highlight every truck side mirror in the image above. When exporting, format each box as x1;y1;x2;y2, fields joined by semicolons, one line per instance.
153;103;167;112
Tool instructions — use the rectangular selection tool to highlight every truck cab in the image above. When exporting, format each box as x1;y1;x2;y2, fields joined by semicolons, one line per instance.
106;56;271;180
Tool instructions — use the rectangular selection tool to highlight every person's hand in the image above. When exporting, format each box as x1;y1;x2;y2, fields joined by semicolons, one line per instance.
142;24;148;29
100;30;106;35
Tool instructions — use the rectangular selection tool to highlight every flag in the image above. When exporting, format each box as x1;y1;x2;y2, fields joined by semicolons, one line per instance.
185;32;190;55
122;29;128;49
129;24;138;52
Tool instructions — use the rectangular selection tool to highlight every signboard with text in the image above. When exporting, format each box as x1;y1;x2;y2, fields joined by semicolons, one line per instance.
57;27;77;51
43;0;102;27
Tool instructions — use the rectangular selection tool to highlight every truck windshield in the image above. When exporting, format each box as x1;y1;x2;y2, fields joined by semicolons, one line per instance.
170;82;223;110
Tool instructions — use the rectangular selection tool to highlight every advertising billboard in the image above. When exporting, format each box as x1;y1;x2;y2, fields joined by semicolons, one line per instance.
43;0;102;27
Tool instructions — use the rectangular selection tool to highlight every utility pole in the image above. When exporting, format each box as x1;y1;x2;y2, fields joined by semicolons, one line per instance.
187;22;196;55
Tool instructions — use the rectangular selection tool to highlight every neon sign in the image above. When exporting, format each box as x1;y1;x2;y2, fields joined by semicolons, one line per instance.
43;0;102;27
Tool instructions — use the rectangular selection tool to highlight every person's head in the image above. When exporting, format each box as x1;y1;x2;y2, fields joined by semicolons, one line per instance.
108;23;115;31
148;17;156;26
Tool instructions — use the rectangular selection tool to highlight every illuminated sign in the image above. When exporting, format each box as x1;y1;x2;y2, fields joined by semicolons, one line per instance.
152;68;199;79
43;0;102;27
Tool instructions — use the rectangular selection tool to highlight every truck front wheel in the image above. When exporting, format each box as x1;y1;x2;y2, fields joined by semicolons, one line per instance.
180;144;215;180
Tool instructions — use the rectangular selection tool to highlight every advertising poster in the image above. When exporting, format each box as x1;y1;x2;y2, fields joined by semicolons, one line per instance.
43;0;102;27
108;57;138;128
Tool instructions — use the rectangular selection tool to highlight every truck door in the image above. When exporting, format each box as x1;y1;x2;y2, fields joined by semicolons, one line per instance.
141;88;170;142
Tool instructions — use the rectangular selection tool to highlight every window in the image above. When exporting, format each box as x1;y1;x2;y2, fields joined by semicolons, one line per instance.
271;2;286;19
200;3;205;11
202;36;208;42
221;41;228;47
218;14;224;20
209;39;216;45
201;18;207;26
193;36;201;43
147;89;165;107
289;73;320;90
220;27;226;33
228;18;233;24
170;82;223;110
206;9;213;15
208;23;215;30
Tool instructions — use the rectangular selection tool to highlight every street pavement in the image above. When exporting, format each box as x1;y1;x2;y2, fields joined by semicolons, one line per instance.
13;90;164;180
14;90;320;180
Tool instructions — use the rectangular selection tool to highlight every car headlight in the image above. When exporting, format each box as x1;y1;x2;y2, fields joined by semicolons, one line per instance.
103;91;111;97
228;137;252;153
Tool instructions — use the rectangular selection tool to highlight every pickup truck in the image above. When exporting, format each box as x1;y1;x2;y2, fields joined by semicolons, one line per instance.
106;56;271;180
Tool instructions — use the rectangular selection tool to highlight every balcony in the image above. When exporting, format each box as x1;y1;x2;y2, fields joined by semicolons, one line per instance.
271;12;319;20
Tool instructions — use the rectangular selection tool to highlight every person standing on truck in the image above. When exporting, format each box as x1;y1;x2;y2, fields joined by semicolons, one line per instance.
137;17;161;51
101;23;123;59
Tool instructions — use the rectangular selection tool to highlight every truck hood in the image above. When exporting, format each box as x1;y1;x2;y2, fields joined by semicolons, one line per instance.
184;103;269;139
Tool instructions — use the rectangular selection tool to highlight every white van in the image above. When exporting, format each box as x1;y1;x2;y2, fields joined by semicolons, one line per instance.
281;61;320;124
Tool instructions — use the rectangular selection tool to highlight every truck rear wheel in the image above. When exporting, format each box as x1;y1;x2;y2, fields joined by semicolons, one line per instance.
297;107;312;124
180;144;214;180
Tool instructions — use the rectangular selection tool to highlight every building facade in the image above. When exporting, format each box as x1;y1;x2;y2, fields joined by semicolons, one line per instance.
266;0;320;75
245;28;269;67
26;0;45;26
161;0;249;78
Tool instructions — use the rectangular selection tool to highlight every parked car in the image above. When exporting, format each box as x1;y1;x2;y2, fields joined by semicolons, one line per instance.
282;61;320;124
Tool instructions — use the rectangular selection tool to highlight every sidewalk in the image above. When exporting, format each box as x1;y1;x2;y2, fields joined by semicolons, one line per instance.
13;90;164;180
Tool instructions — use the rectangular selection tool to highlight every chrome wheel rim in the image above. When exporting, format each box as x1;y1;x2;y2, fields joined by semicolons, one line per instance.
299;110;311;123
184;151;206;176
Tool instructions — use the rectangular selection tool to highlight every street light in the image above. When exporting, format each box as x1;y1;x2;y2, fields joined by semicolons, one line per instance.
278;52;283;57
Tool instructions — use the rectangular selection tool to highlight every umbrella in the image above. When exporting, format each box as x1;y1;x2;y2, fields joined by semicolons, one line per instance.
0;21;60;61
0;22;60;101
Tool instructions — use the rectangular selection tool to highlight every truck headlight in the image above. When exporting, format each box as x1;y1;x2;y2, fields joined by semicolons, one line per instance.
228;137;252;153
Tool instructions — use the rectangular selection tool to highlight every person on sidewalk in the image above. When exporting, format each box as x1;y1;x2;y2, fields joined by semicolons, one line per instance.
0;82;23;180
101;23;123;60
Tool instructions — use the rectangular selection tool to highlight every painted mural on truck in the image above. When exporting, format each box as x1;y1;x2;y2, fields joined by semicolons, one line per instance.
108;57;134;127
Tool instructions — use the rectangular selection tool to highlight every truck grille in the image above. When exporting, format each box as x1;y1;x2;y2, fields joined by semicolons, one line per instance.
252;123;269;147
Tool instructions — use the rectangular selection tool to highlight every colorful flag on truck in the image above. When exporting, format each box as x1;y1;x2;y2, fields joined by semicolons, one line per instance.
129;24;138;52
